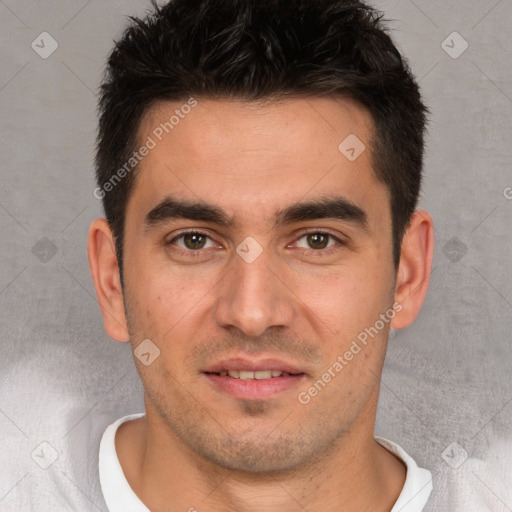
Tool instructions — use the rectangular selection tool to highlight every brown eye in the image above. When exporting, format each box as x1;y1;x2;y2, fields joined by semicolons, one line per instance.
294;232;340;251
306;233;329;249
183;233;207;250
169;231;216;251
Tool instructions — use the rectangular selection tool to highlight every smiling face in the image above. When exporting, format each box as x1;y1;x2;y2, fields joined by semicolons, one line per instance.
110;96;400;472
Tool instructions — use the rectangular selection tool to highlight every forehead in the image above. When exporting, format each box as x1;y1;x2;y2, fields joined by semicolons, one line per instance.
128;96;388;229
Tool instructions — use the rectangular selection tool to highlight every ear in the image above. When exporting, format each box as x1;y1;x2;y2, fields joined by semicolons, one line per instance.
391;210;435;329
87;218;130;342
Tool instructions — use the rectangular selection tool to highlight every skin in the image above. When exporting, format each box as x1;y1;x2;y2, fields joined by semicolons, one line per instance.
88;96;434;512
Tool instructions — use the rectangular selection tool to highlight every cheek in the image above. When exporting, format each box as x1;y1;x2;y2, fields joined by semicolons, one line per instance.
295;265;393;351
304;271;382;323
130;247;185;302
125;257;217;342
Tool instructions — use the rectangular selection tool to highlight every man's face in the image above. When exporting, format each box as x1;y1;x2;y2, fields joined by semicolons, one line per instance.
122;97;396;472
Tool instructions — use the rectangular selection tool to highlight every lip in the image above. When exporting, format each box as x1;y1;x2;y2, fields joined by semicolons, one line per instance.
204;373;306;400
202;355;307;401
203;356;305;375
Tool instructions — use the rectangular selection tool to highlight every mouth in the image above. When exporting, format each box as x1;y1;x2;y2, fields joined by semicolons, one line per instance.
202;357;307;400
205;369;303;380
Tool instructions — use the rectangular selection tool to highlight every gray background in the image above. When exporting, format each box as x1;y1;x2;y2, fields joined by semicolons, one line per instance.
1;0;511;510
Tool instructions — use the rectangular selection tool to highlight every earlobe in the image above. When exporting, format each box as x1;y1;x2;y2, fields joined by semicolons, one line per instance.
391;210;435;330
87;218;130;342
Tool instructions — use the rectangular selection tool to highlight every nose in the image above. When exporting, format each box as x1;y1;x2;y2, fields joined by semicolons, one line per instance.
213;243;296;338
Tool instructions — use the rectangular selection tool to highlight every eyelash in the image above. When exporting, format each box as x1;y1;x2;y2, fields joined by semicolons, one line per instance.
166;229;345;257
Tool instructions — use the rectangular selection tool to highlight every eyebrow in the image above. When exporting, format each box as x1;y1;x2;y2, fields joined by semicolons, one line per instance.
144;195;369;232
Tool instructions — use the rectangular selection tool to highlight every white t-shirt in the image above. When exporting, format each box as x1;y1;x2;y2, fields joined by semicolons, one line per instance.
99;413;433;512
